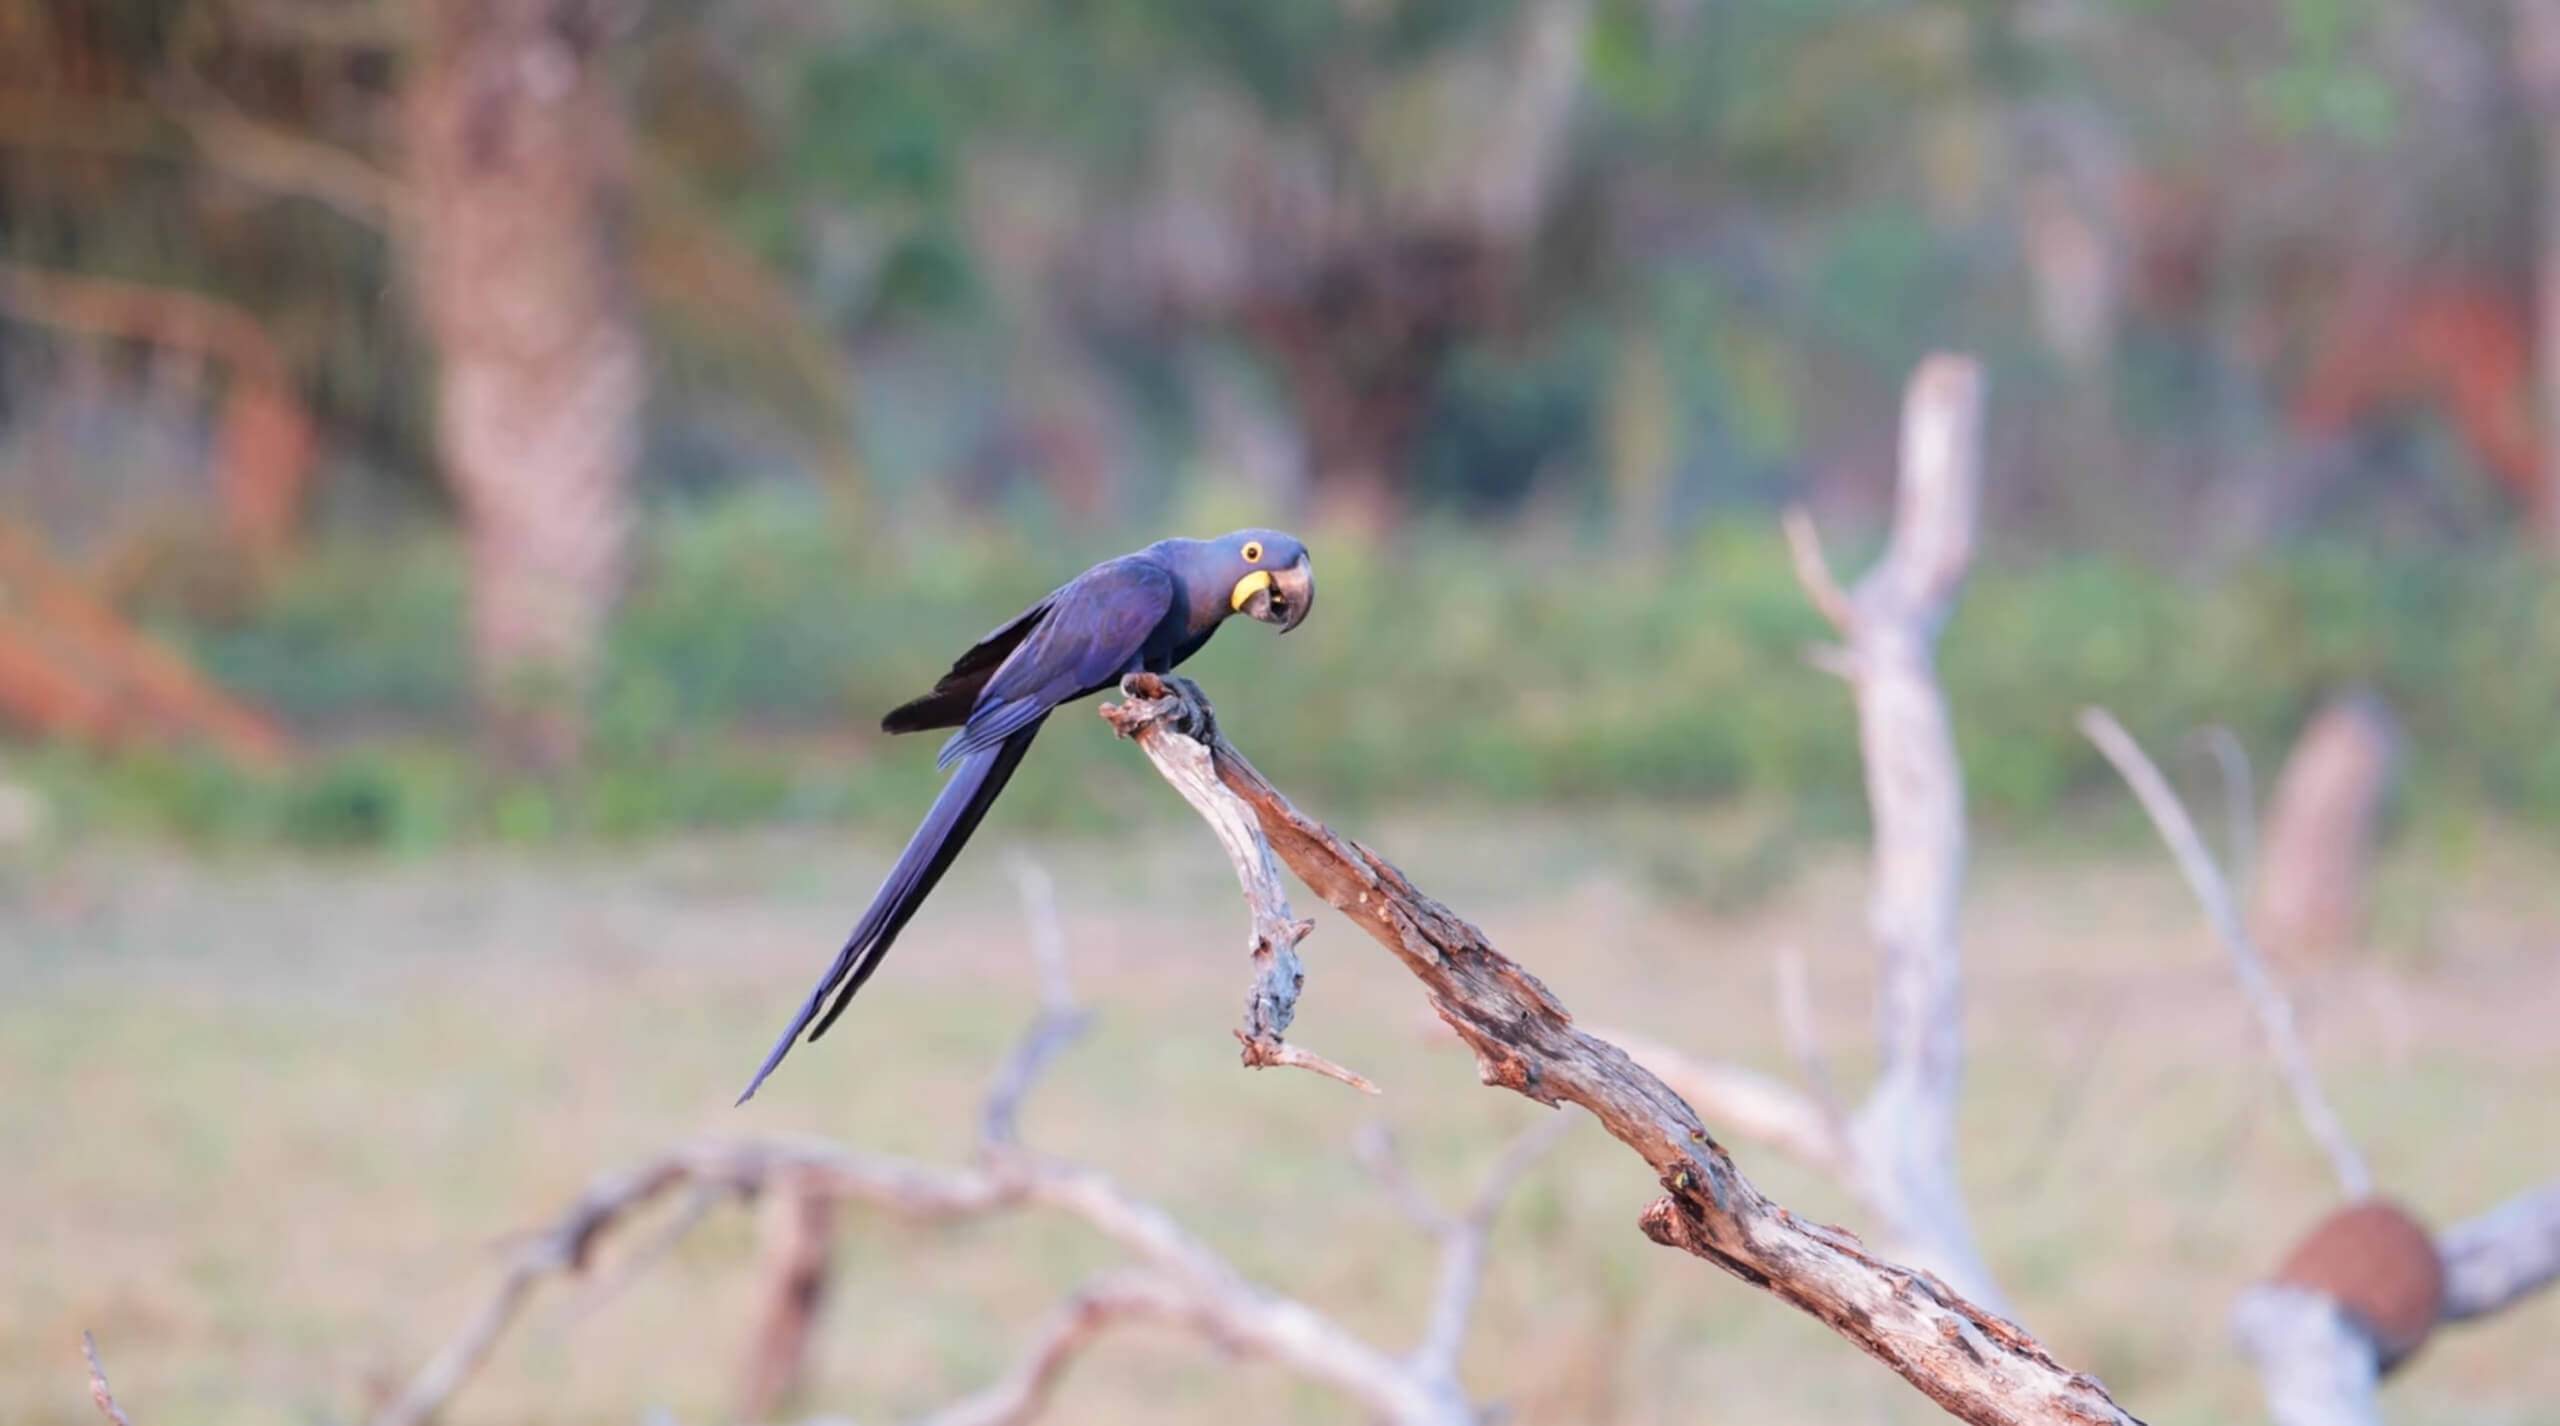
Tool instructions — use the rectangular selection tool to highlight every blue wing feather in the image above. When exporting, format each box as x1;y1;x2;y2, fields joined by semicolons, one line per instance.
738;554;1181;1103
935;558;1177;768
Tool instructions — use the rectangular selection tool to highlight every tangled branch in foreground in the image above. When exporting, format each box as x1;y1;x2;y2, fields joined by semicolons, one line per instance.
1102;672;2144;1426
354;859;1565;1426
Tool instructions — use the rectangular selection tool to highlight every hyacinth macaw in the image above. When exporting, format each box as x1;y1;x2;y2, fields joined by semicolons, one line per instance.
736;530;1316;1103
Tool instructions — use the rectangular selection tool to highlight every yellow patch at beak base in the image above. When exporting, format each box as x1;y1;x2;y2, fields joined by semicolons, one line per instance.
1230;570;1274;611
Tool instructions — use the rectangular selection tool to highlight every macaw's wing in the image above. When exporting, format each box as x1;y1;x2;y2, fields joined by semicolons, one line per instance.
935;558;1175;768
881;599;1057;735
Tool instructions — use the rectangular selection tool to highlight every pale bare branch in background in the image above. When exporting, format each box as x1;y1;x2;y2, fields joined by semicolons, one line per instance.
737;1167;835;1423
1359;1113;1581;1378
84;1333;135;1426
2085;708;2560;1425
2232;1184;2560;1426
1640;354;2007;1311
1103;673;2142;1426
2438;1182;2560;1321
1593;1025;1845;1176
2079;706;2373;1198
1772;944;1844;1127
1781;507;1856;637
366;847;1533;1426
2229;1288;2384;1426
2193;724;2258;896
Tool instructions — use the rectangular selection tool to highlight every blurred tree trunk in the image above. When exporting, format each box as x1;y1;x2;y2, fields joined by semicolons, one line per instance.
1243;240;1478;541
2516;0;2560;553
407;0;640;771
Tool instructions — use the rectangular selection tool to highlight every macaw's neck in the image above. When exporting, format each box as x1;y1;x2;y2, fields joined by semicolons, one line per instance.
1149;538;1240;636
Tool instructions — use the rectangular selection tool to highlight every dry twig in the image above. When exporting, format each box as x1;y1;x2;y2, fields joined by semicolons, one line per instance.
2078;707;2372;1198
84;1333;134;1426
1359;1113;1582;1376
1102;672;2143;1426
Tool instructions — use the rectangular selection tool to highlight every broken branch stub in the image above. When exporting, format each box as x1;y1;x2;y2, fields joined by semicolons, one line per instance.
1105;674;2145;1426
1103;675;1372;1093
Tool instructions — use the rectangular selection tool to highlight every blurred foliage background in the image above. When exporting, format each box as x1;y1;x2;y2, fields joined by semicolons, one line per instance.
10;7;2560;1426
1;0;2557;850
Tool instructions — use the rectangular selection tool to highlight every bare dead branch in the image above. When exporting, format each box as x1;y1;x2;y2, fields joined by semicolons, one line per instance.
371;1139;1010;1426
1418;1111;1580;1376
1778;353;2005;1311
906;1270;1189;1426
984;857;1096;1148
2230;1287;2383;1426
549;1180;727;1331
1005;855;1076;1016
1606;947;1856;1179
1781;506;1857;638
1103;673;2144;1426
2194;725;2258;896
374;852;1511;1426
1357;1112;1580;1378
2078;707;2373;1198
387;1139;1469;1425
1882;354;1985;613
1600;1026;1846;1176
1774;944;1852;1139
1104;678;1376;1093
1353;1124;1452;1234
738;1167;836;1422
2438;1181;2560;1321
84;1333;134;1426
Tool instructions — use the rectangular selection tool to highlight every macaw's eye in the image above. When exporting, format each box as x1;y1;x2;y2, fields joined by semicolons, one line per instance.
1241;540;1264;563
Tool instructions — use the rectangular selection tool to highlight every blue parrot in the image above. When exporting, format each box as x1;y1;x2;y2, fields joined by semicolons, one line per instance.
736;530;1316;1103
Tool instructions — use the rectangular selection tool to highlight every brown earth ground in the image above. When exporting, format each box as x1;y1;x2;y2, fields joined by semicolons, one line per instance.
4;810;2556;1425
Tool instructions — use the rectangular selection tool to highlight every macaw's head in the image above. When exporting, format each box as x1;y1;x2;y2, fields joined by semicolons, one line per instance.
1206;528;1315;634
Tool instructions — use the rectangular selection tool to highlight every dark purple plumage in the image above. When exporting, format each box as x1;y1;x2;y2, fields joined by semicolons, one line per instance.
736;531;1313;1104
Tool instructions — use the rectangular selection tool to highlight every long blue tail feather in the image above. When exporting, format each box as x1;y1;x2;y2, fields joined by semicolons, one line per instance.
734;718;1046;1104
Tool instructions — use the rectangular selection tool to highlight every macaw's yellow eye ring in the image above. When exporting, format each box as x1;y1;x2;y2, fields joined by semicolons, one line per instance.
1241;540;1264;563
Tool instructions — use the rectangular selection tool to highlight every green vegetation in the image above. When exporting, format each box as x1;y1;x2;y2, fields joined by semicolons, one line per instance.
15;495;2552;855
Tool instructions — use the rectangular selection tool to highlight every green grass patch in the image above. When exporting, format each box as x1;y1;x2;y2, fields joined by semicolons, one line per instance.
20;495;2558;853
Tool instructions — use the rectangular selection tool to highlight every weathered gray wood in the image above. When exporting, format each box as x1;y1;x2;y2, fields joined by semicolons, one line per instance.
1105;672;2144;1426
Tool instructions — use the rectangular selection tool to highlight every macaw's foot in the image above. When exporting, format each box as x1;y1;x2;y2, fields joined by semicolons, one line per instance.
1115;672;1220;743
1158;675;1219;741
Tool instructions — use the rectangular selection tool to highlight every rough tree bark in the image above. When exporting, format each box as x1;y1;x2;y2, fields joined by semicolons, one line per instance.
407;0;641;772
1103;674;2143;1426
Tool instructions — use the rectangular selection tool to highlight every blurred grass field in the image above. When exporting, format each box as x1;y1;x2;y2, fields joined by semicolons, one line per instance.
7;806;2557;1425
